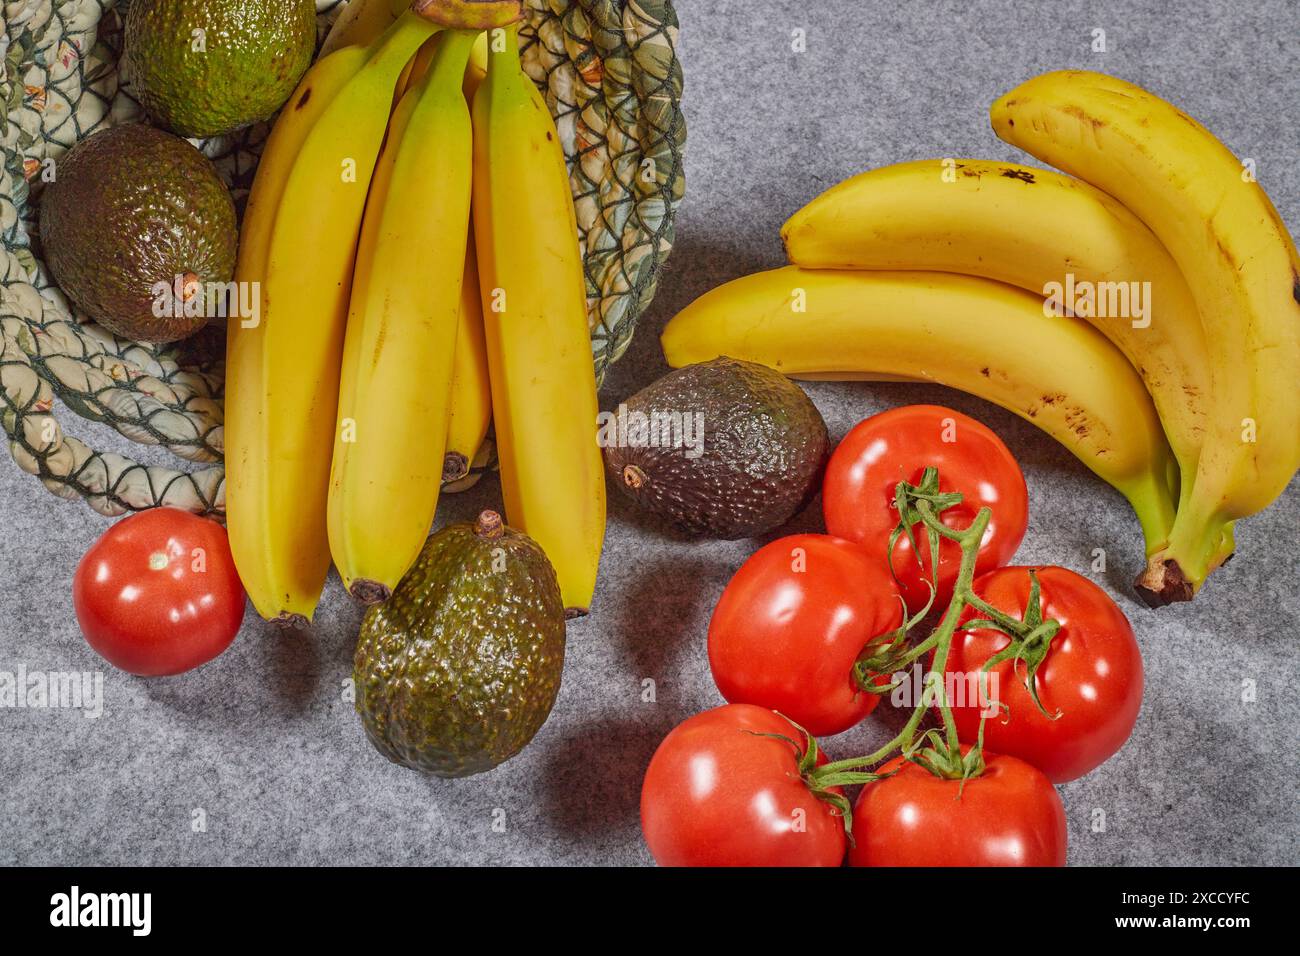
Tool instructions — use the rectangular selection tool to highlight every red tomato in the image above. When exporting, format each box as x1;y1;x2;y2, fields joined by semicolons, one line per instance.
73;508;246;676
708;534;902;736
942;566;1142;783
823;405;1028;613
849;748;1066;866
641;704;847;867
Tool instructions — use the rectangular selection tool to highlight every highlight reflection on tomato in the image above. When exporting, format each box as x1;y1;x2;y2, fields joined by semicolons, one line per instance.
708;534;903;736
73;508;246;676
849;748;1067;867
943;566;1143;783
641;704;847;867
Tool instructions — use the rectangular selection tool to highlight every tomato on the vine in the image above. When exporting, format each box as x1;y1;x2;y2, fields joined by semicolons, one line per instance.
708;534;903;736
73;508;246;676
823;405;1028;612
849;747;1066;866
641;704;847;867
942;565;1143;783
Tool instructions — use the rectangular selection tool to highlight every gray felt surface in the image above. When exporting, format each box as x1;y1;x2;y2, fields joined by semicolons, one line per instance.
2;0;1298;867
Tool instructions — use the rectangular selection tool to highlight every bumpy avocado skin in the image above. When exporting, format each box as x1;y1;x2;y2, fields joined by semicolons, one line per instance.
354;519;567;778
605;357;830;538
124;0;316;138
39;123;237;343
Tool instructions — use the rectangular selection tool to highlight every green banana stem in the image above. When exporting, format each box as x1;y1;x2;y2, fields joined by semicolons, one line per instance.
1116;465;1177;559
412;0;522;29
411;27;477;98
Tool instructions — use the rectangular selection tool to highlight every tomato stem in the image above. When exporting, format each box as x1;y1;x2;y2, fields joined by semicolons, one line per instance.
838;468;1065;786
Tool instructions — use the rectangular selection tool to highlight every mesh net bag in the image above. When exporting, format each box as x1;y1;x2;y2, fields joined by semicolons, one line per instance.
0;0;685;516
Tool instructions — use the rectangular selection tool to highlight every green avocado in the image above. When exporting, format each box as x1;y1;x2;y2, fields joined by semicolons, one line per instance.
354;511;567;778
124;0;317;139
604;357;829;538
39;123;237;344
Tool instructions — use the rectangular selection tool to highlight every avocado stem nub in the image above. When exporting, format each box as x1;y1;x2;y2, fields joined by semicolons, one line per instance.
175;271;201;304
622;465;646;490
475;510;505;539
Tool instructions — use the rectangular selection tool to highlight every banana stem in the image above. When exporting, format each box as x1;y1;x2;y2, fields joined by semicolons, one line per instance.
410;27;478;98
412;0;522;29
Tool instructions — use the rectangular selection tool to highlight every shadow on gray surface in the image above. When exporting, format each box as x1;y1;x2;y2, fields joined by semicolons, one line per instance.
605;554;727;679
535;711;682;846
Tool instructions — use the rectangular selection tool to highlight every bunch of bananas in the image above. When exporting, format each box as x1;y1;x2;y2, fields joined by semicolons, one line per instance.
663;70;1299;605
226;0;604;625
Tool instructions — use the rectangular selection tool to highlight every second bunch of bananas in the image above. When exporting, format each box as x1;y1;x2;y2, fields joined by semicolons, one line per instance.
227;1;605;624
663;71;1299;606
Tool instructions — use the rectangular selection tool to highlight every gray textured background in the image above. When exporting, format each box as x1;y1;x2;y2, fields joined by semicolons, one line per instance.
2;0;1297;866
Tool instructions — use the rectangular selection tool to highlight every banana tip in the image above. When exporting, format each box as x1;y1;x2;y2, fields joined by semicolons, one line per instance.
1133;556;1195;608
350;580;392;606
442;451;470;484
269;611;311;631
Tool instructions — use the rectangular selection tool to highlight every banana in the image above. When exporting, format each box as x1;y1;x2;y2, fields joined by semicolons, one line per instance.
226;11;439;624
394;29;493;491
443;234;492;484
783;160;1207;513
320;0;404;57
472;24;606;615
396;20;489;101
991;71;1300;603
661;267;1179;558
327;29;477;604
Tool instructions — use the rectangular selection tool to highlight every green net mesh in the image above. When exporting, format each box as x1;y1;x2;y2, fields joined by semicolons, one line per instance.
0;0;685;516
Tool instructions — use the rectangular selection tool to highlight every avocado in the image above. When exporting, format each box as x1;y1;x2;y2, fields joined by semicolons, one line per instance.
39;123;237;343
604;357;829;538
124;0;317;139
354;511;566;778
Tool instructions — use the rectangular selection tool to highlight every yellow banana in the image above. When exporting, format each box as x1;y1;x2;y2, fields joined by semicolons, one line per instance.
320;0;405;57
472;24;605;615
226;11;439;624
783;159;1205;517
445;33;491;488
991;71;1300;603
327;29;477;604
396;21;488;101
661;267;1178;558
395;29;493;490
444;234;492;484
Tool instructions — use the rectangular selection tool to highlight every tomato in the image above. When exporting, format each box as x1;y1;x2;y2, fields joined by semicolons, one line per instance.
73;508;246;676
942;566;1142;783
822;405;1028;613
849;747;1066;866
641;704;847;867
707;534;902;736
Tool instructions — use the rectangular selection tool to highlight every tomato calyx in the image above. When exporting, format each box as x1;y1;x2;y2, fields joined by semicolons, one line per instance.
906;726;988;786
848;467;958;694
747;718;887;844
962;569;1065;720
851;597;928;695
888;466;963;607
